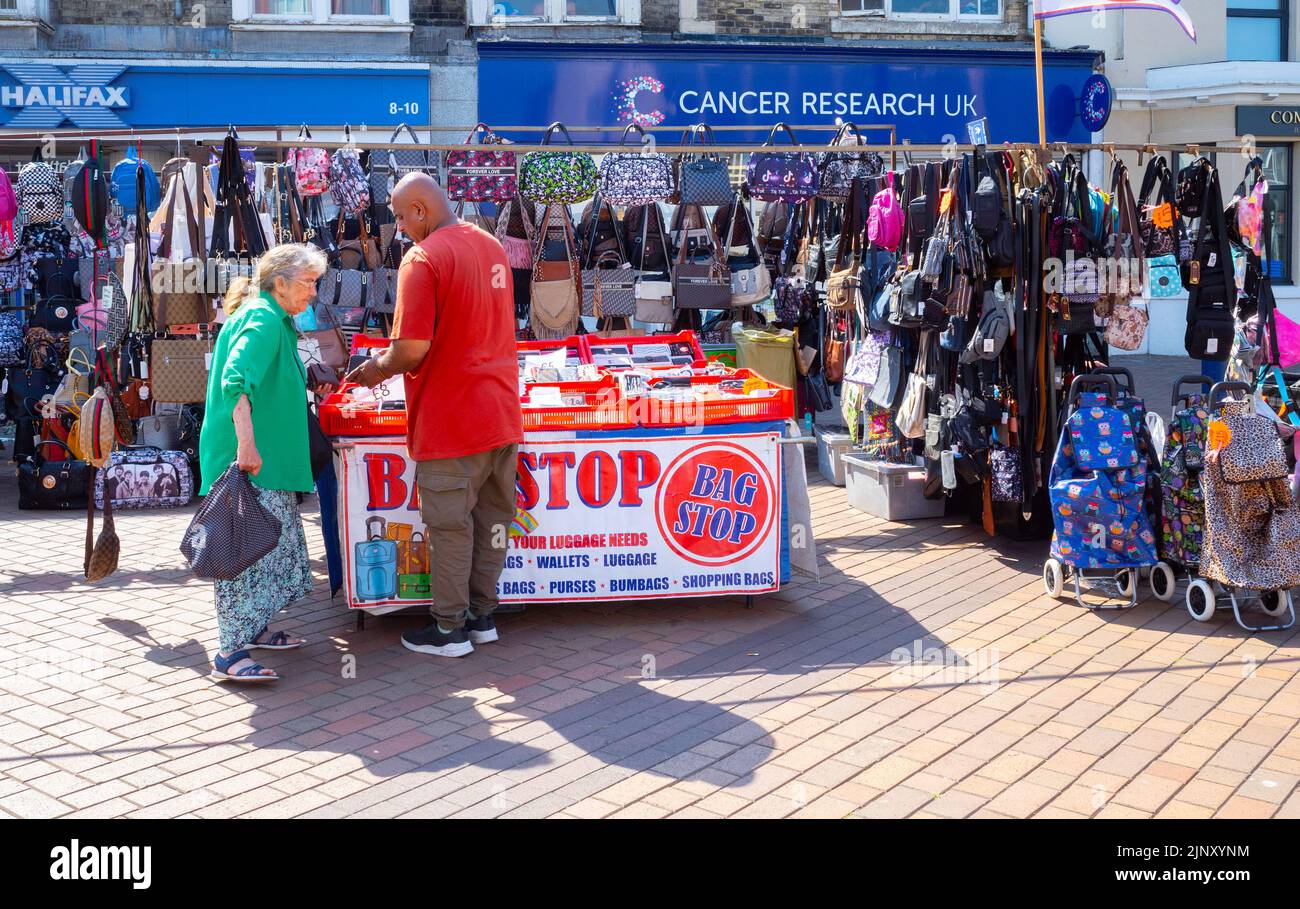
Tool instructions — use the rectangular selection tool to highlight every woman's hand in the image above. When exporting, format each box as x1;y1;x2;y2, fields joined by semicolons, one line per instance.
312;381;338;398
237;439;263;476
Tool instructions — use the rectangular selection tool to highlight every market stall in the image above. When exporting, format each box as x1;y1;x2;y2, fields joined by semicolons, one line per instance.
321;331;810;614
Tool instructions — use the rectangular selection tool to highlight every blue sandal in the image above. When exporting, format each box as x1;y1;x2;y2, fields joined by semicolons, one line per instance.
212;649;279;683
248;625;304;651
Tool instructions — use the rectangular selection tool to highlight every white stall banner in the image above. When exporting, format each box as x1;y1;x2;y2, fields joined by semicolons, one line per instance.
337;431;783;609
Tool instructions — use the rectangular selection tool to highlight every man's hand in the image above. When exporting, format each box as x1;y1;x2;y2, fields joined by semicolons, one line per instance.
344;355;387;389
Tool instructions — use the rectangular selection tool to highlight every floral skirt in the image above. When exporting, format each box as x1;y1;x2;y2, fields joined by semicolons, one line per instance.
214;486;313;653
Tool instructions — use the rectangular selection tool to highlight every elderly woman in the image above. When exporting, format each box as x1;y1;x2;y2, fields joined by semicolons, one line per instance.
199;243;330;683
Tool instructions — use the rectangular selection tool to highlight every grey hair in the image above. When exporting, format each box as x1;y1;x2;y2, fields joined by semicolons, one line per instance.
223;243;329;315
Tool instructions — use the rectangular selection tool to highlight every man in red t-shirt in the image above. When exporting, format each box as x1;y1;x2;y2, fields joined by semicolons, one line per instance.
346;174;522;658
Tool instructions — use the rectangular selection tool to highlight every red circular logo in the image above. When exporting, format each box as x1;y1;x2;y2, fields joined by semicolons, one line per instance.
655;441;776;566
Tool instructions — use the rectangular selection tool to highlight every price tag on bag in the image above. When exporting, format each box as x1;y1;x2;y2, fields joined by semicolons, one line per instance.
204;352;213;371
101;286;113;310
1208;419;1231;451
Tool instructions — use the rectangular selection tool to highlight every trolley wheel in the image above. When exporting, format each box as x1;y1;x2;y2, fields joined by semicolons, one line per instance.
1116;569;1137;599
1186;578;1216;622
1044;558;1064;599
1149;562;1176;602
1260;590;1291;618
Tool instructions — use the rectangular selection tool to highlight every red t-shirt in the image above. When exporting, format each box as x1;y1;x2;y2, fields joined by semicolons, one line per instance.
391;221;523;461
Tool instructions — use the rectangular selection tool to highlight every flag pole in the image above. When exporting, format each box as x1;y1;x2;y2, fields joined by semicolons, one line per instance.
1034;13;1047;146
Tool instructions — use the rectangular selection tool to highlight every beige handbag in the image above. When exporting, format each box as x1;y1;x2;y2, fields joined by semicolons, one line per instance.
150;172;211;327
824;187;864;311
894;330;932;439
530;204;581;340
1104;302;1148;351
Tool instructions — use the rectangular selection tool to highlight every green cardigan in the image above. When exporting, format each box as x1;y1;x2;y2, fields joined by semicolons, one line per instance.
198;292;313;495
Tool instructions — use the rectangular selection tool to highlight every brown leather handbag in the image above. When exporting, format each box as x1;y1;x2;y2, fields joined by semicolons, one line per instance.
305;303;349;370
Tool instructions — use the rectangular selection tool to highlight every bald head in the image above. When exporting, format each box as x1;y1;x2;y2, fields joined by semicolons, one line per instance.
390;172;456;243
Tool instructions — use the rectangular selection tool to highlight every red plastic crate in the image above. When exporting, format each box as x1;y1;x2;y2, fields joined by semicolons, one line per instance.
583;330;706;370
630;368;794;428
319;382;407;437
517;336;589;367
520;374;633;432
349;334;391;356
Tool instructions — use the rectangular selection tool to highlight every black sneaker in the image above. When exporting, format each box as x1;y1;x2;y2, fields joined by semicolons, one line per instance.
465;613;499;644
401;622;473;658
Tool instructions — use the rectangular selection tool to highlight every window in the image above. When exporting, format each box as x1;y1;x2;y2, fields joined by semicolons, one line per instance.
333;0;390;12
0;0;52;17
235;0;407;21
474;0;636;23
856;0;1001;17
1227;0;1288;61
255;0;310;12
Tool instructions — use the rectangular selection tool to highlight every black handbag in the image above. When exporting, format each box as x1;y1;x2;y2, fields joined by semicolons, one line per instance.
180;463;283;581
34;256;78;300
18;439;90;510
10;341;64;406
308;405;332;479
30;294;77;332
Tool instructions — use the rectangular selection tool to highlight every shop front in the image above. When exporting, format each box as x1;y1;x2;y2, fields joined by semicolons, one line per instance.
476;41;1102;145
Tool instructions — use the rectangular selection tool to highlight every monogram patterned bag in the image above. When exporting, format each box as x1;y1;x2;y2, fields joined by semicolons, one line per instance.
817;122;884;203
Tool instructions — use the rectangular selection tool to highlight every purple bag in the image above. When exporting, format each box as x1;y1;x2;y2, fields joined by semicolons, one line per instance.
746;123;819;203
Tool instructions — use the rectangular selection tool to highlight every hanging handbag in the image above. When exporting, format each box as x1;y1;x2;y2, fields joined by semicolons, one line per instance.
747;123;819;203
818;122;883;203
529;204;582;339
722;196;770;307
151;170;210;326
18;439;89;510
895;331;932;439
868;341;903;410
1105;302;1148;351
1146;254;1183;297
95;446;194;509
1137;155;1178;259
825;184;865;311
290;125;331;198
671;203;730;310
519;122;598;205
1184;169;1236;361
823;308;847;383
329;125;371;216
598;122;675;206
445;122;517;202
989;446;1022;502
633;203;674;324
150;337;211;403
678;124;734;206
1220;404;1289;483
387;123;440;182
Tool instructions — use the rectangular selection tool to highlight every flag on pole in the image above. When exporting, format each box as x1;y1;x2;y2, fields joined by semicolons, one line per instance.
1033;0;1196;41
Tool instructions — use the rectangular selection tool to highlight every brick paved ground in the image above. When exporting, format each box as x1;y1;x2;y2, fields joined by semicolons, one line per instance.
3;356;1299;819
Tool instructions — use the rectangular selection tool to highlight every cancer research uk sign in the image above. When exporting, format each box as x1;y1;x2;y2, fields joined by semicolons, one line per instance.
338;432;783;609
478;43;1098;144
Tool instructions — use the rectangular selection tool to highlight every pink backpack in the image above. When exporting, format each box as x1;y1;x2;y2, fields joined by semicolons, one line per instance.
867;172;904;251
0;169;17;222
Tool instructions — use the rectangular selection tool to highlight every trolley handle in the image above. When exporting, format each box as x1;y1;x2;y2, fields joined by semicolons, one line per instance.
1209;380;1253;411
1090;366;1135;393
1173;374;1214;407
1067;373;1118;410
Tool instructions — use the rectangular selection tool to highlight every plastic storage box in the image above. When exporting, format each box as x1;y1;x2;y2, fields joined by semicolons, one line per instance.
842;455;945;521
815;426;854;487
